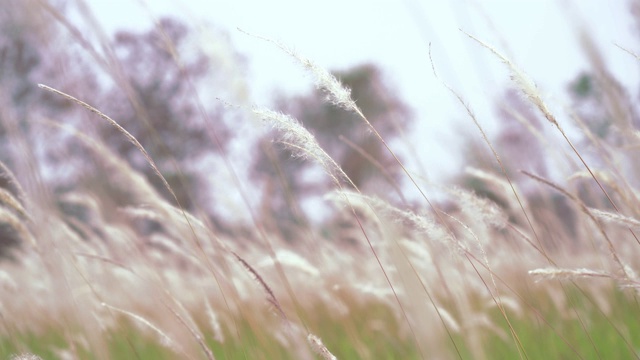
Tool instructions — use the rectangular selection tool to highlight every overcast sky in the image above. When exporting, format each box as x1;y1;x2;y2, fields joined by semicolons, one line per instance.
83;0;638;196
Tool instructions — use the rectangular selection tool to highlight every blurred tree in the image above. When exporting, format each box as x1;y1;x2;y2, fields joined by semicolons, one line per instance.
454;70;640;244
0;2;248;259
0;0;73;165
495;89;548;179
251;63;413;235
97;17;243;211
455;89;547;204
568;71;639;143
566;70;640;210
0;0;93;258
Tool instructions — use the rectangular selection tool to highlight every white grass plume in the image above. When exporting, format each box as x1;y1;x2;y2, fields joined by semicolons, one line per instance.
205;297;225;343
10;354;43;360
253;108;354;189
239;29;356;111
327;190;459;251
0;206;35;248
439;185;508;229
256;249;319;278
307;333;337;360
0;161;26;204
589;208;640;229
101;302;188;356
464;167;522;208
462;31;556;128
529;268;611;281
0;187;29;220
324;190;379;224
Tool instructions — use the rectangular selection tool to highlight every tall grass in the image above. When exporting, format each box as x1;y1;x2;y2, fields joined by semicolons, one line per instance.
1;3;639;360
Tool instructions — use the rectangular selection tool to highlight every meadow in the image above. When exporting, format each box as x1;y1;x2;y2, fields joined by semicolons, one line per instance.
1;3;640;360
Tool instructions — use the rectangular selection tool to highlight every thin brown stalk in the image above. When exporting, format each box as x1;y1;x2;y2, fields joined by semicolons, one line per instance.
231;251;288;321
615;43;640;60
162;302;216;360
101;303;192;359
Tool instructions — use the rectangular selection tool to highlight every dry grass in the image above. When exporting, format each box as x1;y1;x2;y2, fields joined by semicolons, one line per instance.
1;3;640;360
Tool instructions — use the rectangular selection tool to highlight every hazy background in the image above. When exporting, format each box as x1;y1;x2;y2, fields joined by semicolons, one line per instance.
2;0;636;228
85;0;638;180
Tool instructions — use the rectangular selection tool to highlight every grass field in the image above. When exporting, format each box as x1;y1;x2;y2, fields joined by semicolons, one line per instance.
1;2;640;360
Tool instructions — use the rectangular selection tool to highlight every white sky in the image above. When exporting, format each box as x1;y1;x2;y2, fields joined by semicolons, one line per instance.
82;0;638;210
